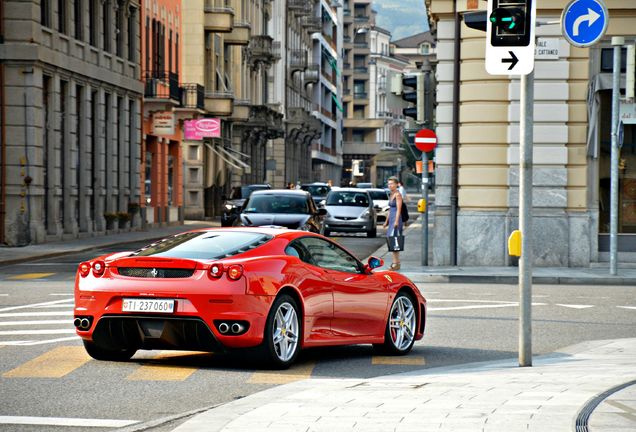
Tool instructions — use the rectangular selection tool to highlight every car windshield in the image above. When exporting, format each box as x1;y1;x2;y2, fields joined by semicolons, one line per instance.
368;190;389;200
133;231;272;260
301;185;331;197
326;192;369;207
244;195;310;214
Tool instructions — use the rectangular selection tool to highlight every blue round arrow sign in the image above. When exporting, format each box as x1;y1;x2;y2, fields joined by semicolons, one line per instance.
561;0;609;47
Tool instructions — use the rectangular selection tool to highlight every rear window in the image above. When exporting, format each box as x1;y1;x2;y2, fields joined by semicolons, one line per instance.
302;185;330;197
133;231;272;260
245;194;309;214
326;192;369;207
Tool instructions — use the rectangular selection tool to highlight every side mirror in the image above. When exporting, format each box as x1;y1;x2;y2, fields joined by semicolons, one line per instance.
367;256;384;270
318;208;327;216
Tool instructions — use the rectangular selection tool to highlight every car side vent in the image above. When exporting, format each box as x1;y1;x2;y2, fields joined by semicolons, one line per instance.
222;237;272;258
118;268;195;278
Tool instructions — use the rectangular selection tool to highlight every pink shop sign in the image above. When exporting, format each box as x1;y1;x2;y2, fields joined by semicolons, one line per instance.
184;118;221;140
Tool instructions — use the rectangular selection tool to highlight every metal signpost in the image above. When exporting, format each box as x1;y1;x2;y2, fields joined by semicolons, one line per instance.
414;129;437;267
562;1;614;274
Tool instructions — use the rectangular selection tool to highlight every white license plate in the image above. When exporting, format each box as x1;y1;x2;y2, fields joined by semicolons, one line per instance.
122;298;175;313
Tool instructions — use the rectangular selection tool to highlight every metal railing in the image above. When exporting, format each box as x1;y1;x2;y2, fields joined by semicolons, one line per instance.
353;66;368;74
144;71;180;101
180;83;205;110
205;90;234;99
204;0;234;13
302;16;321;33
353;92;368;99
289;49;308;70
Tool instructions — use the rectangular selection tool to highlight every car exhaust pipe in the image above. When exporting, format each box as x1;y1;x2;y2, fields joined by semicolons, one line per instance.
218;322;229;334
80;318;90;330
231;323;244;334
73;318;82;328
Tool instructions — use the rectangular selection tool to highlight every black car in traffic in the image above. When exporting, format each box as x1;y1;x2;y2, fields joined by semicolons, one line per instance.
236;189;326;232
221;184;271;227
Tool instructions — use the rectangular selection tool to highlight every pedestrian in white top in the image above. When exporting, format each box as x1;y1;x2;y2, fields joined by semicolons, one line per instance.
398;181;409;203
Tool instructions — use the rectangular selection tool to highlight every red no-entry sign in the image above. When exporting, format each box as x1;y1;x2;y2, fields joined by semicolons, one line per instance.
415;129;437;153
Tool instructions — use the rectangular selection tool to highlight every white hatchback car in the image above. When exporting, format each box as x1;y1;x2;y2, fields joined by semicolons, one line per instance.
366;188;390;223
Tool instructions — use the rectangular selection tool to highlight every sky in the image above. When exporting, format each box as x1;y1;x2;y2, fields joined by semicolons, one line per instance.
372;0;430;41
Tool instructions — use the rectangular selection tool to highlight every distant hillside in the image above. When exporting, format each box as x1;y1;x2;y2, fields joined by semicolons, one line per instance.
373;0;430;41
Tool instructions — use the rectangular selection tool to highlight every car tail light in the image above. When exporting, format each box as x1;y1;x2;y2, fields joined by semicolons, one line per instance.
92;260;106;277
227;264;243;281
209;263;224;279
78;262;91;277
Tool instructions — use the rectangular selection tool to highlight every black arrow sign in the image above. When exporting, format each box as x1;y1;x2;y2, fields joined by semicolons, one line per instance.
502;51;519;70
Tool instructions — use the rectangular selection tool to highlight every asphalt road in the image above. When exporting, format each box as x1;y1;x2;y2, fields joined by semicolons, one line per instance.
0;235;635;431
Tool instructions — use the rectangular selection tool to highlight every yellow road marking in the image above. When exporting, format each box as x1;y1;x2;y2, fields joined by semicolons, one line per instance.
3;346;90;378
248;361;316;384
8;273;56;280
126;351;204;381
372;355;426;366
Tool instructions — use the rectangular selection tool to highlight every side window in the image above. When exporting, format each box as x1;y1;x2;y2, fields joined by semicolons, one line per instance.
299;238;361;273
285;242;312;265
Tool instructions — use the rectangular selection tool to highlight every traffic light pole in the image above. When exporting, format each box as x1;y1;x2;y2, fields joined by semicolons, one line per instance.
421;152;429;267
519;70;534;368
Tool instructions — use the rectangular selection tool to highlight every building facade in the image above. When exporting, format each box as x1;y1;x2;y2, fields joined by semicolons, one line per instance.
427;0;636;266
141;0;188;226
0;0;143;245
181;0;282;219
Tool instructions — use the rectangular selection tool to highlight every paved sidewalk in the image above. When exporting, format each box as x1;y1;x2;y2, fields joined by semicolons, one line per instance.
0;220;219;266
173;338;636;432
371;219;636;286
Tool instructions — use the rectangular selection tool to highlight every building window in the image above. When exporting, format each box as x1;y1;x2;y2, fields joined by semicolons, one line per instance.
58;0;67;34
103;0;111;52
89;0;97;46
145;16;150;71
420;43;430;55
74;0;83;40
128;7;136;62
60;80;68;225
41;0;51;27
168;30;173;73
175;33;179;75
90;90;98;221
115;1;124;56
43;76;52;229
74;85;83;222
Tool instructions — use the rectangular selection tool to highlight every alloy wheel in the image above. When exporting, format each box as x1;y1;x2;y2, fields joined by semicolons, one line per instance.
388;295;416;351
272;302;299;362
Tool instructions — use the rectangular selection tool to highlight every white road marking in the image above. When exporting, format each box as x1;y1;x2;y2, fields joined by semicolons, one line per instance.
49;293;73;296
0;340;35;346
555;304;594;309
617;306;636;310
16;336;79;346
0;320;71;326
34;304;75;309
428;302;547;312
0;312;72;318
427;299;519;304
0;329;76;336
0;294;9;297
0;416;138;428
0;298;73;313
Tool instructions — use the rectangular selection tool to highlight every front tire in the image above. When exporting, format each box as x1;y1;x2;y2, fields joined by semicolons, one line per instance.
374;292;417;355
83;340;137;361
258;295;301;369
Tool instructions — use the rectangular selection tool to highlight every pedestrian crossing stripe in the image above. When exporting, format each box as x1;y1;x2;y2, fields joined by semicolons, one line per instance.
248;361;316;384
127;352;209;381
3;346;90;378
372;356;426;366
7;273;56;280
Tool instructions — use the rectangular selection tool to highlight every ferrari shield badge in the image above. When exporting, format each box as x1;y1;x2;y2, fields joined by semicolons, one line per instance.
384;275;393;283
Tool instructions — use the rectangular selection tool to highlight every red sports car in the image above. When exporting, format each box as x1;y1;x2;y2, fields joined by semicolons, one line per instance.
74;228;427;368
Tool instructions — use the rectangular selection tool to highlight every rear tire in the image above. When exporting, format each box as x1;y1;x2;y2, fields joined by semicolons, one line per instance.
257;295;301;369
82;340;137;361
374;292;417;356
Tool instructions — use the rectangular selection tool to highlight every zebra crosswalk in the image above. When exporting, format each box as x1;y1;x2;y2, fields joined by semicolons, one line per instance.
0;298;76;347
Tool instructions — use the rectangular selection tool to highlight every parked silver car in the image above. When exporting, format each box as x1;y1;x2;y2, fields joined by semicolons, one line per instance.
366;188;390;223
322;188;376;237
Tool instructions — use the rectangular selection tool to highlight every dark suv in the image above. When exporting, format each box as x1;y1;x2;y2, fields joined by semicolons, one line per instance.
221;184;271;227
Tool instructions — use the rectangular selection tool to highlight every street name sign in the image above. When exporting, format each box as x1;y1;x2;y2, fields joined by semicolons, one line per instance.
414;129;437;153
535;38;559;60
561;0;608;48
485;0;537;76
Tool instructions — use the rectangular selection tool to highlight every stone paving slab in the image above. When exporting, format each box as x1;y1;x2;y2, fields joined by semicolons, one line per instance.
173;339;636;432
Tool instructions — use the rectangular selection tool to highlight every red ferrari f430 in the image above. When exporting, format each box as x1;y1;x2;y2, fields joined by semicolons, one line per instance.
74;228;426;368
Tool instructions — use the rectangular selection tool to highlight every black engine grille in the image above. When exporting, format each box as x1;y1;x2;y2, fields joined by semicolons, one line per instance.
117;268;195;278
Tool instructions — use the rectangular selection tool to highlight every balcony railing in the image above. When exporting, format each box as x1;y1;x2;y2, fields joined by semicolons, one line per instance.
354;42;369;49
343;36;352;44
204;0;233;13
302;16;321;33
180;83;205;110
353;66;368;74
343;62;351;69
343;88;351;96
312;143;337;156
288;0;306;10
247;35;277;67
321;107;335;121
354;16;369;23
144;71;180;101
353;92;368;99
304;64;320;84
